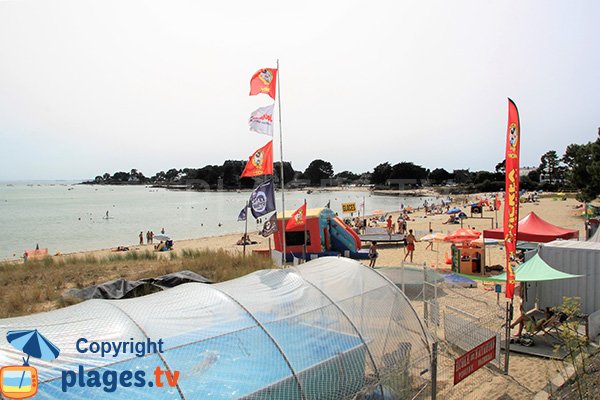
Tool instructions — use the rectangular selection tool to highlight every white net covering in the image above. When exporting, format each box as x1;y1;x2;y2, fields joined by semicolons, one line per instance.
0;257;432;399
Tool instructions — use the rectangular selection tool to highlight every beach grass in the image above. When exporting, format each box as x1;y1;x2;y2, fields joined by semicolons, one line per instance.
0;249;274;318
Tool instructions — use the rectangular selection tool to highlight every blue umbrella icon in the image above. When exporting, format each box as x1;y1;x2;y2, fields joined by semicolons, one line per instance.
7;329;60;387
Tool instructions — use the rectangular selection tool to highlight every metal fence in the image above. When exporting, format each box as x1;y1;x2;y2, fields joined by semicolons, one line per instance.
418;265;512;399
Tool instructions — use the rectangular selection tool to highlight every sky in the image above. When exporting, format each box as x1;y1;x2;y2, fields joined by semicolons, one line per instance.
0;0;599;180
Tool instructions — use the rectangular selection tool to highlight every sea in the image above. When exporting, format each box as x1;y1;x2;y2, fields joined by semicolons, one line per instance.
0;181;437;261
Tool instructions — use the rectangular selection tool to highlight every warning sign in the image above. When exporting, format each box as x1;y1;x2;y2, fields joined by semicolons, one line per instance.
453;336;496;385
341;202;357;214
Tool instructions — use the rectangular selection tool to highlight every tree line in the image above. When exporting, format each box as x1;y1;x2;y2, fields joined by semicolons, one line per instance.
87;131;600;201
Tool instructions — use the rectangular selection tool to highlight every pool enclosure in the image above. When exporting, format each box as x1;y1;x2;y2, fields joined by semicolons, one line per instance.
0;257;433;399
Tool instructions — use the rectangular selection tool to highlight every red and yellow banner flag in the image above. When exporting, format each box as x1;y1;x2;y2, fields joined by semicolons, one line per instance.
240;141;273;178
286;203;307;230
249;68;277;100
504;98;520;299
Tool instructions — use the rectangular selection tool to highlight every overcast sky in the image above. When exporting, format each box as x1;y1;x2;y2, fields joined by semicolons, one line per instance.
1;0;598;180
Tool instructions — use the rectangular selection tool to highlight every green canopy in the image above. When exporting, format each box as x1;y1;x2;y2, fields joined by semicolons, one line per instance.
485;254;581;282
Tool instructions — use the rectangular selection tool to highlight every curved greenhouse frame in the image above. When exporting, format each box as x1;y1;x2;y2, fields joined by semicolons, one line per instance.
0;257;433;399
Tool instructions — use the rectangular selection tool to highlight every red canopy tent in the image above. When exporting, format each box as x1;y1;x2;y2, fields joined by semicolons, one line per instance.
483;211;579;243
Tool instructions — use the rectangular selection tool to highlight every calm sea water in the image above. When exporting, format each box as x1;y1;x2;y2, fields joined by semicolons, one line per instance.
0;182;435;261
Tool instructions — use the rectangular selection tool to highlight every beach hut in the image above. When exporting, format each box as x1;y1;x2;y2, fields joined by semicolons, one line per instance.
0;257;433;399
522;240;600;316
444;228;483;275
274;207;368;261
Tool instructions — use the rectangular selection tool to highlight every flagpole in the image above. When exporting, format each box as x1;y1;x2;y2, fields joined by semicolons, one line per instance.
277;59;287;265
303;198;307;262
242;201;249;257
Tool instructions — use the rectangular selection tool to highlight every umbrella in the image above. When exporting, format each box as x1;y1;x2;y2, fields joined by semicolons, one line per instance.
447;207;461;214
420;232;447;242
7;329;60;363
7;329;60;388
444;228;481;243
153;234;170;241
371;210;384;216
420;233;435;241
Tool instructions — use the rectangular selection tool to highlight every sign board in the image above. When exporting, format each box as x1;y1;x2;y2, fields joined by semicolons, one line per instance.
453;336;496;385
341;202;356;214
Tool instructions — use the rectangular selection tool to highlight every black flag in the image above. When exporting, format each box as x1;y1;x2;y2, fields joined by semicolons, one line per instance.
237;206;247;221
260;213;279;237
249;179;276;218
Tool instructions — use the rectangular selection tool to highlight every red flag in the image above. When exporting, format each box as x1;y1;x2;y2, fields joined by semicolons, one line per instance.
286;203;307;230
240;141;273;178
504;98;520;299
249;68;277;100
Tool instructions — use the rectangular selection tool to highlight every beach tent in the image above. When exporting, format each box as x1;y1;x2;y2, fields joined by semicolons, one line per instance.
484;254;581;282
483;212;579;243
0;257;432;400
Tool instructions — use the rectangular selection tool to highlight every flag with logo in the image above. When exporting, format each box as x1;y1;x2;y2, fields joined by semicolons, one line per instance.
237;206;247;222
249;179;276;218
249;104;274;136
503;98;520;299
249;68;277;100
241;141;273;178
286;203;307;230
260;213;279;237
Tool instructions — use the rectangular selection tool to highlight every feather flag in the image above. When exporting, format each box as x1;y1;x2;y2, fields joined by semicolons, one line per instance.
286;203;307;230
249;68;277;100
249;104;274;136
240;141;273;177
504;98;520;299
249;179;276;218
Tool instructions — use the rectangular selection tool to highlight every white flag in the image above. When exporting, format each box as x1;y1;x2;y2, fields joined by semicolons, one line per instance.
248;104;274;136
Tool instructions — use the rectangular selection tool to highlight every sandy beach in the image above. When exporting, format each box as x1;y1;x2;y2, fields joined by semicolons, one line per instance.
61;193;586;270
36;193;592;398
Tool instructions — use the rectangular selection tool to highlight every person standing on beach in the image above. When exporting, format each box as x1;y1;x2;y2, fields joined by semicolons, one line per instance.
425;229;434;251
403;229;418;263
368;242;378;268
139;231;143;245
386;215;393;238
150;231;154;244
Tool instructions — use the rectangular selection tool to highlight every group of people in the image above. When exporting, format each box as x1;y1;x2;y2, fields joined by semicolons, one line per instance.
368;228;418;268
138;228;166;246
140;231;155;245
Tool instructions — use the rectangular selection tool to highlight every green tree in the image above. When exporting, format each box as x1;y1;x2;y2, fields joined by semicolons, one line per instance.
389;162;428;180
273;161;296;186
452;169;472;184
563;136;600;202
539;150;562;185
370;162;392;185
495;160;506;174
334;170;360;181
304;159;334;186
428;168;452;185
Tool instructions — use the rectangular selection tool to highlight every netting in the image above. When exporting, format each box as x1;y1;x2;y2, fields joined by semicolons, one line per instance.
0;257;433;399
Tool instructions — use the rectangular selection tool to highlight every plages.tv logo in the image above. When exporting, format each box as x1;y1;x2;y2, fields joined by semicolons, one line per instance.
2;330;181;398
0;329;57;399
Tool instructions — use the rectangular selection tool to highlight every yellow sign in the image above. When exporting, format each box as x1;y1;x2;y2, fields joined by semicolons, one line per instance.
341;202;357;214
